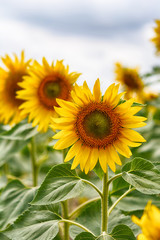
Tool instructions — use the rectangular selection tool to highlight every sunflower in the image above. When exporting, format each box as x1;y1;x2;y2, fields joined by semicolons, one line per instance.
132;202;160;240
151;20;160;55
17;58;81;132
51;79;146;174
115;63;144;101
0;51;31;125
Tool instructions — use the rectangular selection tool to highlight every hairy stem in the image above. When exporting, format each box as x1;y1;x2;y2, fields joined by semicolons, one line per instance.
30;137;38;187
69;197;100;219
108;187;136;215
61;201;69;240
59;219;96;236
107;173;122;186
82;179;103;198
101;170;109;233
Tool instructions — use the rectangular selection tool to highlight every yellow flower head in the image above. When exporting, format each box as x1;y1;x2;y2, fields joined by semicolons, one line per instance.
132;201;160;240
51;79;146;174
17;58;81;132
151;20;160;55
0;51;31;125
115;63;144;100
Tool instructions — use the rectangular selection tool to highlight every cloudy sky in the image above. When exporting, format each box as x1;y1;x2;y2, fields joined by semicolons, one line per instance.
0;0;160;91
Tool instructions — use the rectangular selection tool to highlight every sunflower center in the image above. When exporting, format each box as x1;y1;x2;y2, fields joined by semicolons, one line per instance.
123;72;140;89
38;74;71;110
44;81;61;98
75;102;121;148
83;110;111;139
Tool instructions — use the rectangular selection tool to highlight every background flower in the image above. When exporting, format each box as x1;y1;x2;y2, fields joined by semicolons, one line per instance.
17;58;81;132
132;201;160;240
0;51;31;125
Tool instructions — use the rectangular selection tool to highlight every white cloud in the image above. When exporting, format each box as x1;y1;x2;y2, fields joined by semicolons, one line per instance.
0;0;160;92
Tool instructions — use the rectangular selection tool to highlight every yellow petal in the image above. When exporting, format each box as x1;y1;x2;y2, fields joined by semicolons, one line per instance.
56;98;79;112
93;78;101;102
54;106;77;117
115;98;134;114
83;81;94;101
53;130;72;139
79;146;91;171
71;90;84;106
89;148;99;171
103;83;115;103
122;122;147;128
107;145;122;165
64;141;82;162
114;140;132;158
121;129;146;142
52;117;75;124
54;133;78;149
71;150;82;169
99;149;107;173
119;137;142;147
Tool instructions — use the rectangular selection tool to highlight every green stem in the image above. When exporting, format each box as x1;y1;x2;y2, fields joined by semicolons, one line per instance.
82;179;103;198
3;163;9;176
61;201;69;240
107;173;122;186
108;187;135;215
101;170;109;233
69;197;100;219
30;137;38;187
59;219;96;236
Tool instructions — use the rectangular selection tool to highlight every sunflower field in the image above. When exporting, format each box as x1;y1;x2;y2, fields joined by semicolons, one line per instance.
0;20;160;240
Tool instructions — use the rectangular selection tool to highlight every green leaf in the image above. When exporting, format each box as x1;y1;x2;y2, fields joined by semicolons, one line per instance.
75;232;96;240
0;121;38;166
122;158;160;194
111;190;160;212
32;164;85;205
70;199;101;239
108;209;138;235
0;180;36;230
0;121;37;140
110;225;136;240
4;206;61;240
0;233;11;240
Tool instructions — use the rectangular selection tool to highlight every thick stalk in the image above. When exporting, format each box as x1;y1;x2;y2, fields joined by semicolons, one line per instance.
30;137;38;187
101;169;109;233
61;201;69;240
62;149;69;240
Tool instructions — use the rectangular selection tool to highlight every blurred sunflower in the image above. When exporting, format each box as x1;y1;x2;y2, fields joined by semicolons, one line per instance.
151;20;160;55
132;201;160;240
52;79;146;174
17;58;81;132
114;63;144;101
0;51;31;125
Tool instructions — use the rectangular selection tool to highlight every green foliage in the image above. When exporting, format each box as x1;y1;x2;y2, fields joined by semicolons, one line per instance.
109;225;136;240
0;180;36;230
0;121;37;166
70;200;101;238
4;206;61;240
32;164;85;205
0;233;11;240
122;157;160;194
75;232;96;239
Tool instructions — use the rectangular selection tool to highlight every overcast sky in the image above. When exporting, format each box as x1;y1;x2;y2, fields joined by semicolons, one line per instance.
0;0;160;91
